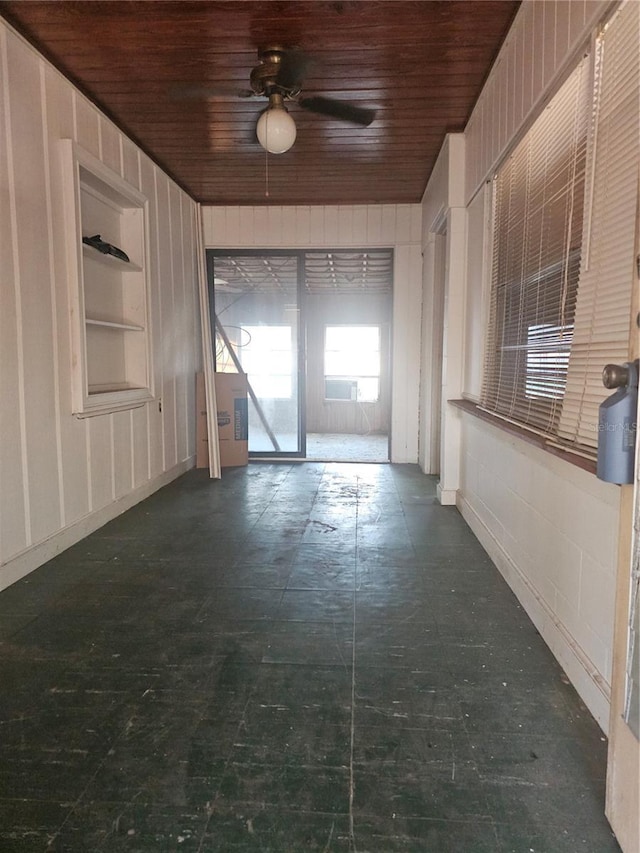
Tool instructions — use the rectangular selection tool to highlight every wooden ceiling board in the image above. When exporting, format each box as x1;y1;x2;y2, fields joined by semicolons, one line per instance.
0;0;519;205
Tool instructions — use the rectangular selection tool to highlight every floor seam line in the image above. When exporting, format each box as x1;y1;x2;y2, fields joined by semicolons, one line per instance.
348;474;359;852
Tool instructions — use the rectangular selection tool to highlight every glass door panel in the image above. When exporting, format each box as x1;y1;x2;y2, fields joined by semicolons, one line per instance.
210;252;304;456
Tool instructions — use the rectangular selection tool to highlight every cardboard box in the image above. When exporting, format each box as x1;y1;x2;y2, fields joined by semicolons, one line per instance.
215;372;249;467
196;372;209;468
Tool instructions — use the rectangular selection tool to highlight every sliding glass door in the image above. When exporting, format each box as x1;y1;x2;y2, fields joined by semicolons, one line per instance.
208;251;305;457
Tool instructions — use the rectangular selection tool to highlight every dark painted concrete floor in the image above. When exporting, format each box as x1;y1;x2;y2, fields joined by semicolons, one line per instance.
0;464;621;852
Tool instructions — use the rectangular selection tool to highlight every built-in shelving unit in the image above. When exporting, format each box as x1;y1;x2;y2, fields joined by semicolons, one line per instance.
62;140;153;416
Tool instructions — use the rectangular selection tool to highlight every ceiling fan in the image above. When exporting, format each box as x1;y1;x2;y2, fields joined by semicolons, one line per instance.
173;46;377;154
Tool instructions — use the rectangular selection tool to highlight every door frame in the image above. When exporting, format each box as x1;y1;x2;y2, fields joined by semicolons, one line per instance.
207;247;395;462
605;205;640;853
206;248;307;459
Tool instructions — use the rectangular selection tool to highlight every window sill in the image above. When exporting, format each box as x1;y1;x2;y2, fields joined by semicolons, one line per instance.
449;398;597;476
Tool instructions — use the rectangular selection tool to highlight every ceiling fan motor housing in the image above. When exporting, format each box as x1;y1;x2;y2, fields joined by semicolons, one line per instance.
250;47;289;96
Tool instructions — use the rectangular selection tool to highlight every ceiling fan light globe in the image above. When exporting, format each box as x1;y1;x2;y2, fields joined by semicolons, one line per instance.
256;105;296;154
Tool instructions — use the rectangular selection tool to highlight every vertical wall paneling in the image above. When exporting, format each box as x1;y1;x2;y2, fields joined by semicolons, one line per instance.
253;207;269;245
180;196;191;460
390;246;409;460
224;207;240;245
281;207;298;248
544;2;557;89
131;405;148;489
39;62;66;527
555;2;572;69
464;0;612;202
390;243;421;462
533;1;546;98
237;207;255;245
173;184;188;463
99;115;121;174
513;16;524;134
0;27;29;561
72;90;99;159
7;34;61;545
188;199;200;456
156;171;175;470
107;87;136;503
419;134;467;493
89;416;113;511
308;207;324;243
0;20;201;591
266;206;283;245
323;205;339;245
183;201;194;460
438;205;467;505
112;411;133;499
394;206;410;243
294;206;311;245
167;183;180;463
184;196;195;459
43;64;90;526
140;157;164;482
366;206;383;244
202;203;423;463
409;206;422;245
121;137;140;188
337;207;353;242
352;206;368;245
463;185;491;402
418;232;446;475
165;180;178;469
127;148;150;490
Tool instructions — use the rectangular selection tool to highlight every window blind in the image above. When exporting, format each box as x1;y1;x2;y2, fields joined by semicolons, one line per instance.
557;0;640;451
481;58;591;436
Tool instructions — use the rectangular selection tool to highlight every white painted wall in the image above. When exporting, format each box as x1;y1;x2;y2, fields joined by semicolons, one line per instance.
465;0;613;203
458;416;620;730
418;135;467;498
463;184;491;402
202;204;423;463
420;0;626;730
0;22;201;591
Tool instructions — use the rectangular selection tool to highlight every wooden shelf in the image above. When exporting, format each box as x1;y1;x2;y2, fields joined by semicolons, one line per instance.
82;242;142;271
86;318;145;332
88;382;145;395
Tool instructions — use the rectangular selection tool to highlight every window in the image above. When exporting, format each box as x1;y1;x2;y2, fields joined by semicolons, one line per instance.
239;325;293;399
324;325;380;402
525;323;573;400
481;58;590;437
481;4;639;457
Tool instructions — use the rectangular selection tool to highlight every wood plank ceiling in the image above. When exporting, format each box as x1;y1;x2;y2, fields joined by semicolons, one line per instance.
0;1;519;206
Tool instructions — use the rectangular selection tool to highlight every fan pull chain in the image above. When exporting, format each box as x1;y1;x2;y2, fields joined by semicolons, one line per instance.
265;145;270;198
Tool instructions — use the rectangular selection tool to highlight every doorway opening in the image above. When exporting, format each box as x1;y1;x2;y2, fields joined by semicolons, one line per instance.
207;249;393;462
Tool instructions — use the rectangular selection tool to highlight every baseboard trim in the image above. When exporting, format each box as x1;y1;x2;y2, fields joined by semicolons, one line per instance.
437;484;457;505
0;458;194;593
457;492;611;734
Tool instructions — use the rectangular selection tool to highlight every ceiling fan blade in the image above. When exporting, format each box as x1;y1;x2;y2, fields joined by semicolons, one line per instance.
275;49;314;91
298;96;376;126
169;83;255;100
